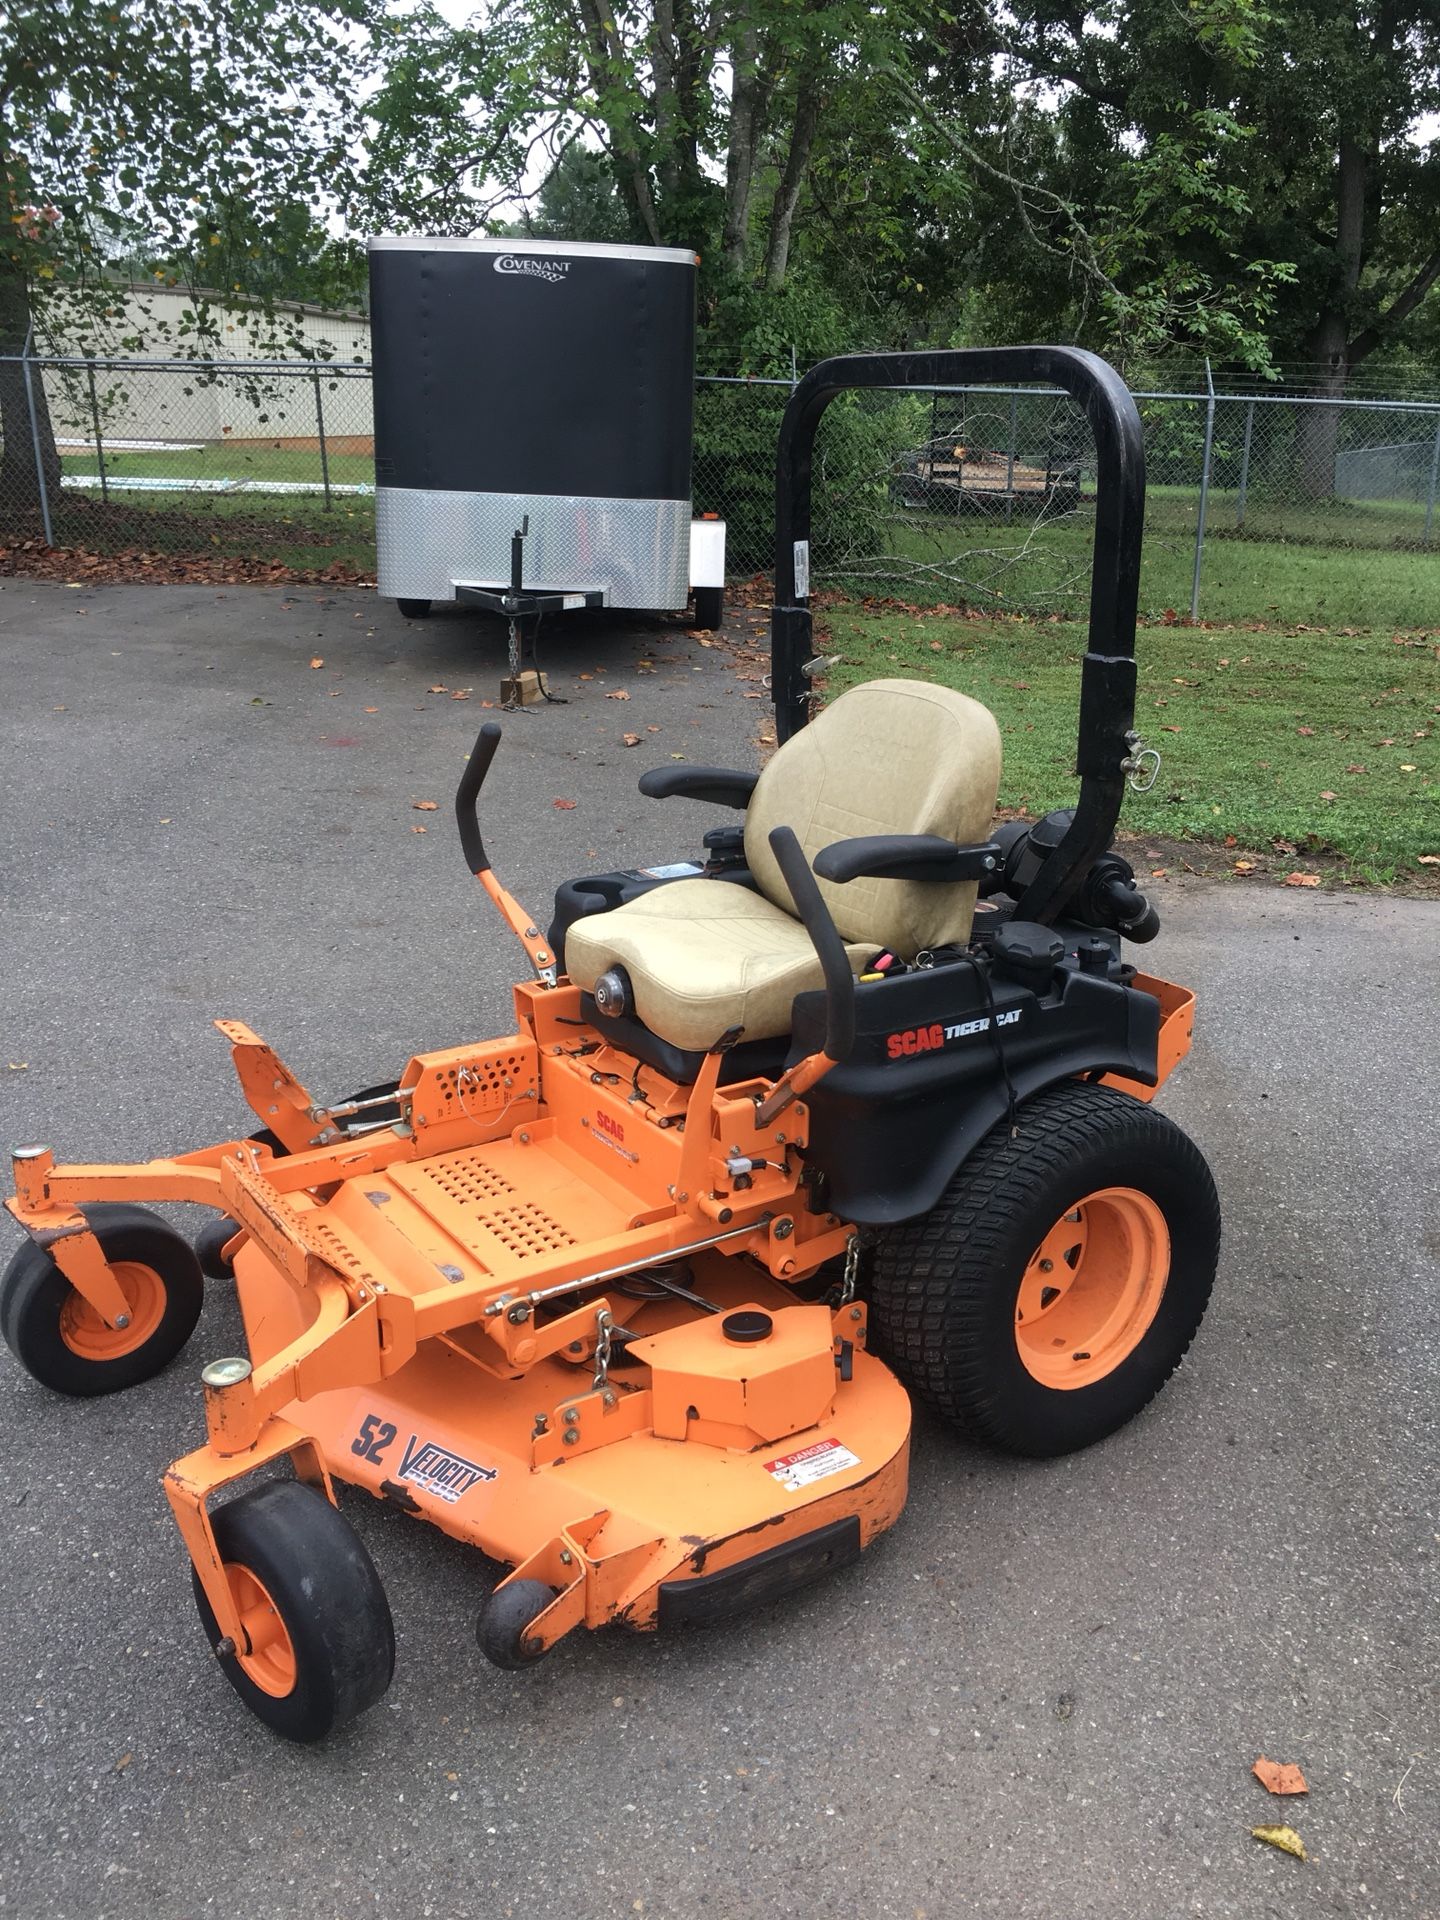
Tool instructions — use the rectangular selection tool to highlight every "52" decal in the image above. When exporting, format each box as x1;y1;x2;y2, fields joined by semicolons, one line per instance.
352;1412;397;1463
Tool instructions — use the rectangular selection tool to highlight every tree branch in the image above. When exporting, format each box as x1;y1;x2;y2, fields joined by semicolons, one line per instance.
1348;241;1440;364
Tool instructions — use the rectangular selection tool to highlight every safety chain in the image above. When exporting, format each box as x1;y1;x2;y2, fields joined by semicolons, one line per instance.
830;1232;863;1308
591;1305;614;1391
502;617;523;711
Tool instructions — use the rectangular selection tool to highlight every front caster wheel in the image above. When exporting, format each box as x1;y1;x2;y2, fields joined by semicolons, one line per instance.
477;1579;556;1670
192;1480;395;1742
867;1082;1220;1457
0;1203;204;1396
396;597;431;620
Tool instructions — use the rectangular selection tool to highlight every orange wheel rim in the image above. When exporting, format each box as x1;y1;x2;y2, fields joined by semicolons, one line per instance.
1015;1187;1170;1391
225;1563;298;1697
58;1261;166;1361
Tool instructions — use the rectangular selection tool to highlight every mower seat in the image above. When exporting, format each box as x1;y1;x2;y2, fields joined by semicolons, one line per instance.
566;677;1003;1054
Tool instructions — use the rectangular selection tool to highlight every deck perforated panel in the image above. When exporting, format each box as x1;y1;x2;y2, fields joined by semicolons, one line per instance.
389;1149;578;1266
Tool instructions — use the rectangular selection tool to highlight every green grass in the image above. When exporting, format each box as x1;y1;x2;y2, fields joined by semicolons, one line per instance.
823;488;1440;632
823;606;1440;879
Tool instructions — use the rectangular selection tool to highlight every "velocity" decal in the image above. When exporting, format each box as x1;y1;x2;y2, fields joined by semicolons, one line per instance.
352;1412;498;1503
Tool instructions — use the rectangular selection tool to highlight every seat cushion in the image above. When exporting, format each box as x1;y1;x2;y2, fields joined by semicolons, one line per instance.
565;880;871;1053
744;676;1002;956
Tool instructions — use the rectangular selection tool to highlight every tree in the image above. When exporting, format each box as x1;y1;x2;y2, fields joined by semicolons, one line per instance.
365;0;912;304
949;0;1440;490
1;0;370;515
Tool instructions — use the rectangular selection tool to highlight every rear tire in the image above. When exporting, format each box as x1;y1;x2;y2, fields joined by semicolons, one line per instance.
867;1082;1219;1456
192;1480;395;1742
692;585;724;632
1;1203;204;1396
396;597;431;619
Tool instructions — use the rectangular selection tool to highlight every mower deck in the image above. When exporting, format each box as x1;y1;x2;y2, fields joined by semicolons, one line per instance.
10;980;900;1656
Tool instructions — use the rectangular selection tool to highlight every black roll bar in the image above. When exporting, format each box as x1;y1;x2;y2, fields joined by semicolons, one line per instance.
771;348;1146;926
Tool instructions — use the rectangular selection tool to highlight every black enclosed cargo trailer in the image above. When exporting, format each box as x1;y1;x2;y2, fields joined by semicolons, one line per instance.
367;237;725;628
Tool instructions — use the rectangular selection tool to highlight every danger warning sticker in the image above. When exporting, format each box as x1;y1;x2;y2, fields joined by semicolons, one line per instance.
763;1437;860;1492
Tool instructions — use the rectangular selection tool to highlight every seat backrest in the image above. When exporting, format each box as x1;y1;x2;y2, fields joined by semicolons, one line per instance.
744;677;1002;956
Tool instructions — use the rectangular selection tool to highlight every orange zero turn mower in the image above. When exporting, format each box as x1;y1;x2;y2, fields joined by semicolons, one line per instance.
1;349;1219;1741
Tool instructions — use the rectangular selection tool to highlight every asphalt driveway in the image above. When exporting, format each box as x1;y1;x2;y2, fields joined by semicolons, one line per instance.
0;582;1436;1919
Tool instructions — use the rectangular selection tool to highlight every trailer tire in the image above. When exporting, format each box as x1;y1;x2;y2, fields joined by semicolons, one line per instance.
0;1204;204;1397
867;1082;1219;1457
192;1480;395;1742
397;598;431;619
692;586;724;632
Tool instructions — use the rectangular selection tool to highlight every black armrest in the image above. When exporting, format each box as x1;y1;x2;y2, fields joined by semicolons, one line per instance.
638;766;758;810
811;834;1002;885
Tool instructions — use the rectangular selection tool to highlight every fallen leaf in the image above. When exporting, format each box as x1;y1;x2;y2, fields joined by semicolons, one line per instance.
7;1062;28;1071
646;724;661;733
1400;763;1418;772
450;689;470;701
1150;867;1168;878
1419;854;1440;865
1344;763;1366;773
412;800;438;812
364;707;378;713
1233;860;1256;873
114;1752;133;1772
1319;790;1337;801
554;798;577;809
605;689;631;701
428;684;448;693
1160;725;1182;733
1253;1757;1309;1797
411;825;426;834
1251;1824;1306;1860
622;732;641;747
310;656;324;669
1285;872;1321;888
1296;726;1314;736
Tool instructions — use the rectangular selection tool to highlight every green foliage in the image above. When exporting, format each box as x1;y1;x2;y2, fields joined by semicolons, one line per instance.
1;0;373;347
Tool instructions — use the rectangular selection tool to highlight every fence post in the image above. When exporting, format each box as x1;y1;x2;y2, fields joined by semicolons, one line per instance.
1235;399;1254;529
1190;360;1216;622
20;324;56;548
1005;391;1018;522
312;368;332;511
85;359;109;507
1424;412;1440;548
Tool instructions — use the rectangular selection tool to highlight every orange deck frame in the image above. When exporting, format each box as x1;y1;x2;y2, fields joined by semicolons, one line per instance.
6;981;913;1658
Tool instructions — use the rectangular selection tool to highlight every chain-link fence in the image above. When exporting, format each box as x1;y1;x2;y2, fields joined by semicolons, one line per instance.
3;350;1438;627
0;354;376;577
693;373;1440;632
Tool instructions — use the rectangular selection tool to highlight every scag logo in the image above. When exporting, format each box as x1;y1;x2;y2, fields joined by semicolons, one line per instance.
886;1009;1022;1059
595;1111;625;1143
888;1023;946;1059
